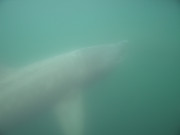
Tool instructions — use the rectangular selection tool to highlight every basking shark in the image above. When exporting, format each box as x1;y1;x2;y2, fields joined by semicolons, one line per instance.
0;43;124;135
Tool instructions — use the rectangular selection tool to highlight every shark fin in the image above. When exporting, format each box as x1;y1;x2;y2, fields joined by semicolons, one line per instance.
54;91;84;135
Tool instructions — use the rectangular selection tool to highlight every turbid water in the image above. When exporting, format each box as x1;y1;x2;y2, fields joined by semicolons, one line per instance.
0;0;180;135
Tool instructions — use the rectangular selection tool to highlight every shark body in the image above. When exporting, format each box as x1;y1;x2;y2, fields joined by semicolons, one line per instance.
0;43;124;135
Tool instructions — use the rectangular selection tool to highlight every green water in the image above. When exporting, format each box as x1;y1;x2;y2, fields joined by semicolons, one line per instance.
0;0;180;135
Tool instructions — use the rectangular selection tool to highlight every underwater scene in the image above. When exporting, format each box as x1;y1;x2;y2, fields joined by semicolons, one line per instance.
0;0;180;135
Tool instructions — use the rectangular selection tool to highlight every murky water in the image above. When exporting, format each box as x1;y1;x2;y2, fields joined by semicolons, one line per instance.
0;0;180;135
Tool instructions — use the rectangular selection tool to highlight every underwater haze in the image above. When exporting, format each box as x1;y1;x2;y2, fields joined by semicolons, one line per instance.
0;0;180;135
